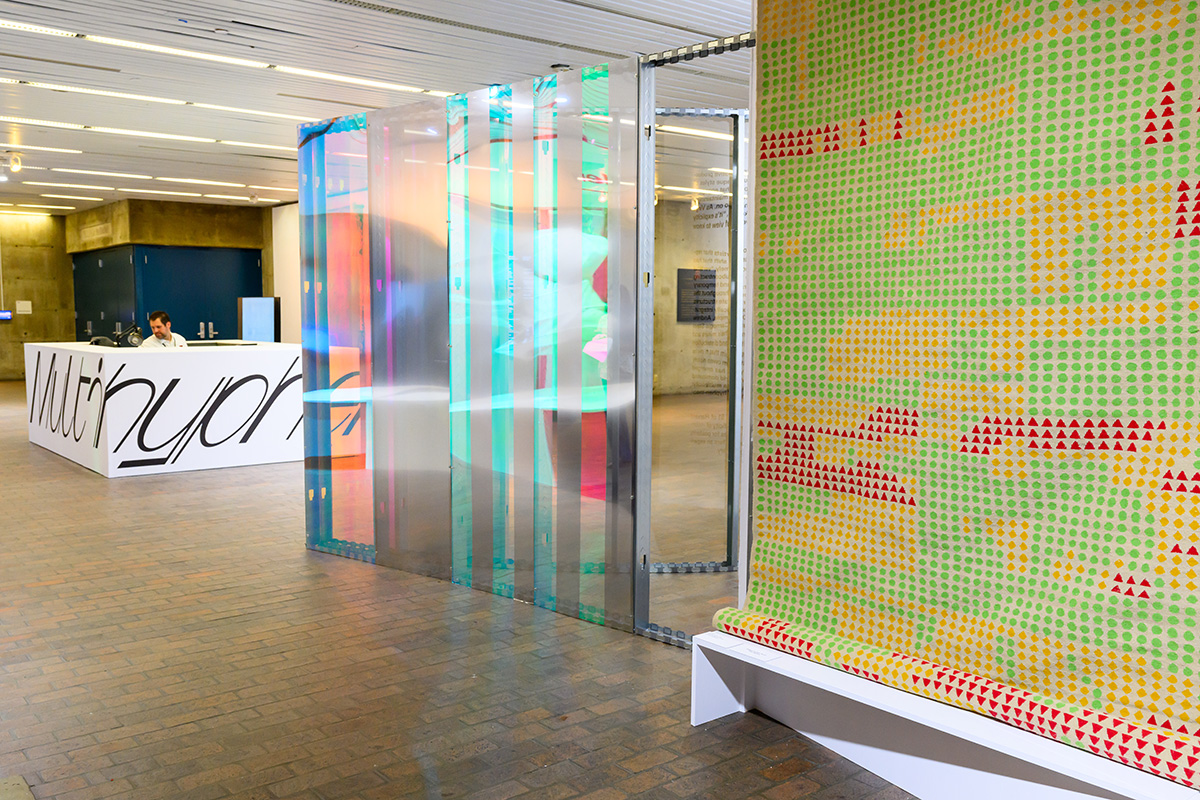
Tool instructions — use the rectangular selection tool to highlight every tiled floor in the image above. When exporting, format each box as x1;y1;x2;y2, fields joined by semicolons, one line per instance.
1;379;916;800
648;393;738;638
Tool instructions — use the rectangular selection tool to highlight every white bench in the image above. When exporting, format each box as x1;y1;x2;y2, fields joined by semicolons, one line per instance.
691;630;1198;800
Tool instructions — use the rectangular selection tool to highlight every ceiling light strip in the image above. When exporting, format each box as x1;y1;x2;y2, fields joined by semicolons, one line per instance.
0;141;82;154
23;181;114;190
52;168;152;179
0;77;315;122
0;17;453;97
0;115;292;151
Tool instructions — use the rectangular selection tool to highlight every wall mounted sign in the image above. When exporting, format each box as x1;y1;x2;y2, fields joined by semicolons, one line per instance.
677;268;717;323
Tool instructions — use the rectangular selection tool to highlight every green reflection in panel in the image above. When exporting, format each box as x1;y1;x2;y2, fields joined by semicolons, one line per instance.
448;94;472;585
491;84;516;597
533;74;558;611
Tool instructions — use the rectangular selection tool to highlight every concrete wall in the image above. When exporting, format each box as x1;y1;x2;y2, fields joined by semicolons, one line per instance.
0;216;73;380
65;200;266;253
272;204;301;344
653;198;733;395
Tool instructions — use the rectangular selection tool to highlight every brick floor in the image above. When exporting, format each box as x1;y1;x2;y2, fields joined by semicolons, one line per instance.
0;380;917;800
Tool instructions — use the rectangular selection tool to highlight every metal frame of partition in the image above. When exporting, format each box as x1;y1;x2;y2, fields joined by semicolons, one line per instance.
633;37;755;645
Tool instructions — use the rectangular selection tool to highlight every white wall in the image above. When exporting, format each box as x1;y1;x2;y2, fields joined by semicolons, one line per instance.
273;203;301;344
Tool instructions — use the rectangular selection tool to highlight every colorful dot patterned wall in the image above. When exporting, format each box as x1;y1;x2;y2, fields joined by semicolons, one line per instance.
715;0;1200;786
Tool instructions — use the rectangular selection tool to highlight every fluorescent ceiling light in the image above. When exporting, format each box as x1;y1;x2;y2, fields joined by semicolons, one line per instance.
248;185;297;193
52;168;152;179
191;103;312;122
83;35;272;69
0;115;290;150
117;188;202;197
656;184;732;197
0;17;452;99
0;78;185;104
708;167;735;174
0;141;82;154
204;194;250;200
656;125;735;142
42;194;103;201
0;209;52;216
0;77;314;121
0;116;84;130
270;65;423;94
89;126;215;143
0;19;74;37
157;177;245;187
19;203;74;209
24;181;113;190
218;141;295;152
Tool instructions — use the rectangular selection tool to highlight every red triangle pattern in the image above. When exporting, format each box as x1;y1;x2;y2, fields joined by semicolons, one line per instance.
721;614;1200;788
758;111;915;160
955;415;1162;456
720;619;816;660
895;652;1200;787
759;124;843;160
1109;571;1155;600
756;417;917;506
1175;180;1200;239
1142;82;1177;146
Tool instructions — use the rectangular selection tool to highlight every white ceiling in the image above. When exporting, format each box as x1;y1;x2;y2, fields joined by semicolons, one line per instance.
0;0;751;215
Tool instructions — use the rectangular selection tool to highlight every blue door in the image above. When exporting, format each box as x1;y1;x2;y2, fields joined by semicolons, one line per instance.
135;246;262;341
72;246;136;341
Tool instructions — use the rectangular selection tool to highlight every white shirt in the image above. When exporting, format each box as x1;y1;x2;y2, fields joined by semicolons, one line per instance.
141;332;188;348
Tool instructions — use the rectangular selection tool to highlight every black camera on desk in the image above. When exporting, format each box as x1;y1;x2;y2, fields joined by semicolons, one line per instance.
89;324;143;348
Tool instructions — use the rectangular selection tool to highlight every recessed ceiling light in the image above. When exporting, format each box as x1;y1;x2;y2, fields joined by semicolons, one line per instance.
23;181;114;190
203;194;251;200
247;185;298;193
52;168;153;179
117;188;202;197
0;209;52;216
157;177;245;187
19;203;74;209
0;141;82;154
41;193;103;201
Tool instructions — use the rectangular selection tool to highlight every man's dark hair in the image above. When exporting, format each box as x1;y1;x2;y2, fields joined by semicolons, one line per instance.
149;310;171;325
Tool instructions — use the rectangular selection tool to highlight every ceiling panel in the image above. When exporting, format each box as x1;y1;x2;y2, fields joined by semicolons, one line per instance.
0;0;751;215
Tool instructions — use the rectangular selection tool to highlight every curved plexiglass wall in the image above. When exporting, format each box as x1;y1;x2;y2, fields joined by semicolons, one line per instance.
302;61;640;629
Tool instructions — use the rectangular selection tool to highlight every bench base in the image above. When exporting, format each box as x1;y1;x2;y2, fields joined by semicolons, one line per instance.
692;631;1196;800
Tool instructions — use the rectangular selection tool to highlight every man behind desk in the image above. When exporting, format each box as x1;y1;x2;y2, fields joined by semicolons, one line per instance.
141;310;188;348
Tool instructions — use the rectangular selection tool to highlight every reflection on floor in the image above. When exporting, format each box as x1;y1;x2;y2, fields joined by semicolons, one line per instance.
2;380;916;800
650;393;739;638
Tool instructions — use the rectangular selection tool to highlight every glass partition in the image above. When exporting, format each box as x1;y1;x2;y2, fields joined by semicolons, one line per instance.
364;60;640;628
299;114;374;561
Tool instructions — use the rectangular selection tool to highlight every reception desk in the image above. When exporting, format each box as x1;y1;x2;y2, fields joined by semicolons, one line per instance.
24;341;303;477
